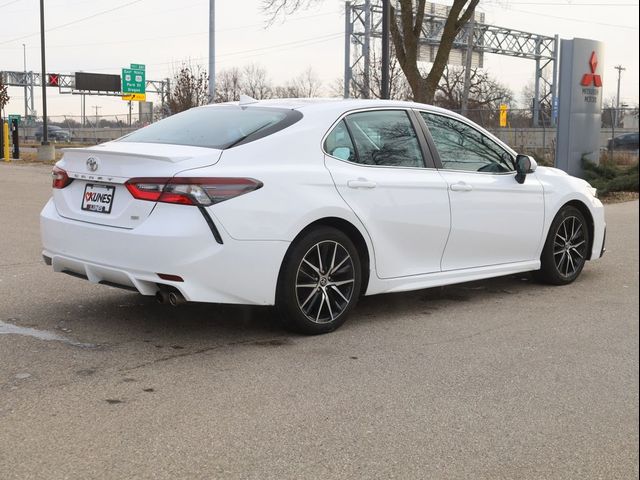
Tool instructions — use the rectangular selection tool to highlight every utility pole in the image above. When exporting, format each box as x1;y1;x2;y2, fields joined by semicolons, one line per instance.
461;8;476;116
93;105;101;127
22;44;28;122
614;65;625;129
343;1;352;99
381;0;390;99
208;0;215;103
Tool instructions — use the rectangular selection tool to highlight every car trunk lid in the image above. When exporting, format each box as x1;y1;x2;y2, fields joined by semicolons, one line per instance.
53;142;222;229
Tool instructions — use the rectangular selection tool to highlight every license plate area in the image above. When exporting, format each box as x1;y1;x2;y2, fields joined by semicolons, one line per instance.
81;183;115;214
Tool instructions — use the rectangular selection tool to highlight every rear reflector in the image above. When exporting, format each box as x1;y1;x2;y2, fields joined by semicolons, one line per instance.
52;166;73;189
157;273;184;282
125;177;262;206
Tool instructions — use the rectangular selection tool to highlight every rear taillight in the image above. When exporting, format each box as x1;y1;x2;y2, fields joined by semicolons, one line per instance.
52;166;73;189
125;177;263;206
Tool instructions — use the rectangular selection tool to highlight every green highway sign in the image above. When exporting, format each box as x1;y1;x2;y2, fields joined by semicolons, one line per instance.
8;114;21;125
122;63;146;102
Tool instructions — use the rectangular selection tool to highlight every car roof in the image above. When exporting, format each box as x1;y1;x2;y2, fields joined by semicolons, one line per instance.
209;97;456;117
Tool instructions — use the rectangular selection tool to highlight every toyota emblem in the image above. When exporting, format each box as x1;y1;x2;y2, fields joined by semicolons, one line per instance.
86;157;99;172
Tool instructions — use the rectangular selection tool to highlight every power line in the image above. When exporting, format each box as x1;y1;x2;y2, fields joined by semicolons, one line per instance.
0;0;20;8
485;4;640;28
506;2;638;5
0;0;146;46
37;31;343;76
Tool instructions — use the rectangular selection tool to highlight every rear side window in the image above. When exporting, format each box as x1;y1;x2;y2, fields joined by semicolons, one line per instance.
344;110;424;168
119;106;302;149
324;120;357;162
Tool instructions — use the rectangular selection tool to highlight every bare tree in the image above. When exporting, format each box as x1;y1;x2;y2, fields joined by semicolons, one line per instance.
167;64;209;114
0;77;9;116
263;0;478;103
273;67;323;98
520;79;552;123
243;63;273;99
351;50;413;100
290;67;323;97
216;67;244;102
435;65;513;111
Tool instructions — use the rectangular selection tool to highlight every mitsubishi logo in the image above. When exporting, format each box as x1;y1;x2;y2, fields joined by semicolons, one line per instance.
581;51;602;87
86;157;99;172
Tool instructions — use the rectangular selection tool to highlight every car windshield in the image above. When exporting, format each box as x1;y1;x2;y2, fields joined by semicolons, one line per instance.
118;105;301;149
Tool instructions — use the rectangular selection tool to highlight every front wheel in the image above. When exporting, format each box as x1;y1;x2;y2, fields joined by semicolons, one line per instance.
276;227;361;335
534;205;590;285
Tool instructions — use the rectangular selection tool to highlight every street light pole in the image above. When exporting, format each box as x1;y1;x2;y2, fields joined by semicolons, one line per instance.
39;0;48;145
208;0;215;103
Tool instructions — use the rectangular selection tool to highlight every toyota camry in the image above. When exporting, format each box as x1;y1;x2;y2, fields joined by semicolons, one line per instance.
40;98;606;334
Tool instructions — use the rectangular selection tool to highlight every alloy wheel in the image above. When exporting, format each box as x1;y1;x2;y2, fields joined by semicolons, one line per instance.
553;215;587;278
295;240;355;324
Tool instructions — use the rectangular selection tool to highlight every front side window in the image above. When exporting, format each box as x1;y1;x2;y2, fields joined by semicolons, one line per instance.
421;112;514;173
342;110;424;168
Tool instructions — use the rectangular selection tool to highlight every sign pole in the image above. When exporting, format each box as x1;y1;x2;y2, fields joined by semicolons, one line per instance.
39;0;48;145
209;0;215;103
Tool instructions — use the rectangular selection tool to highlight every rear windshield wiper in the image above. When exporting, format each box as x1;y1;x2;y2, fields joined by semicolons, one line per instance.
225;123;273;149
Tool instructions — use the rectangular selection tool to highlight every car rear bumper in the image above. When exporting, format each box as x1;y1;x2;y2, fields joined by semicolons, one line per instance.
40;198;290;305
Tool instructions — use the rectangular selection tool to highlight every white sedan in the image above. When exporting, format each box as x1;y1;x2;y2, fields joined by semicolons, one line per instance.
40;98;606;334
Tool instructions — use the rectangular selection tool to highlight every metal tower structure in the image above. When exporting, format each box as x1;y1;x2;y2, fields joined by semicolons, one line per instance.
344;0;559;127
0;71;170;123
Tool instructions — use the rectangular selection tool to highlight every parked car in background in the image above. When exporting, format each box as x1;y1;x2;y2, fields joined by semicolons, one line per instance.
607;132;639;151
40;98;606;334
35;125;72;143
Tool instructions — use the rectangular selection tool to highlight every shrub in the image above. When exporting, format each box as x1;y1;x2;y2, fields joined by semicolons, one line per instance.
582;157;639;196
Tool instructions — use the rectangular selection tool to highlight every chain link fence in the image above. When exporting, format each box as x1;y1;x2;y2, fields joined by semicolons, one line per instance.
16;106;640;163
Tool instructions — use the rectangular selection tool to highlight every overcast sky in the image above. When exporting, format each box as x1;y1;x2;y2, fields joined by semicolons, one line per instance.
1;0;638;118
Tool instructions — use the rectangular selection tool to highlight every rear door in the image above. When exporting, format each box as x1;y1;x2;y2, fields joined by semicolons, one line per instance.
54;142;222;229
418;111;545;271
324;109;450;279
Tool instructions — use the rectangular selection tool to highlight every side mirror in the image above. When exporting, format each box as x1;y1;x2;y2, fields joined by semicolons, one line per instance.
515;154;536;184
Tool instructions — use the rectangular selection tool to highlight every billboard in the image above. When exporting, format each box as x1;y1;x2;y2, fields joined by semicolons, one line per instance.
75;72;121;92
417;3;484;68
555;38;605;176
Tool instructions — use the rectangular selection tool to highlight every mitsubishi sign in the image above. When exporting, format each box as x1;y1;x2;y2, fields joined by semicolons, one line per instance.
556;38;605;177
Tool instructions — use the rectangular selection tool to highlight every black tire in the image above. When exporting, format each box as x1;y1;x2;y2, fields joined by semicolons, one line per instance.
533;205;590;285
276;226;361;335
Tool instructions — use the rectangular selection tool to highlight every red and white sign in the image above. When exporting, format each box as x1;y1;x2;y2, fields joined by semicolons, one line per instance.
580;51;602;87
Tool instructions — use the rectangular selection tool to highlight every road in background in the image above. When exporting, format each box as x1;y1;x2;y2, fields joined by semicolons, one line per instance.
1;163;638;479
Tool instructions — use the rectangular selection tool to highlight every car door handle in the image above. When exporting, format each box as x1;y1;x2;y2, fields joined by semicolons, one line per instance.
450;182;473;192
347;179;377;189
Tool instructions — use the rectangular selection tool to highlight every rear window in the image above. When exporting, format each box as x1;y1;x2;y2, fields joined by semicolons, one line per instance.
119;106;302;149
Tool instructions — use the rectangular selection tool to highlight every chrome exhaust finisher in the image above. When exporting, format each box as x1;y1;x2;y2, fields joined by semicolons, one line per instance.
156;290;170;304
168;291;186;307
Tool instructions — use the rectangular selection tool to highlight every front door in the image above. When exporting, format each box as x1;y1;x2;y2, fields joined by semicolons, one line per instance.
419;111;545;271
324;109;450;279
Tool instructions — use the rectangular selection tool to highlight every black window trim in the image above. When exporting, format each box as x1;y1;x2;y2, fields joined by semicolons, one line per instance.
321;107;437;170
414;109;517;175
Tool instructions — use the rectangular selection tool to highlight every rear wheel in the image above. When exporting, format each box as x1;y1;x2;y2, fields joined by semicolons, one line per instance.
534;205;590;285
276;227;361;334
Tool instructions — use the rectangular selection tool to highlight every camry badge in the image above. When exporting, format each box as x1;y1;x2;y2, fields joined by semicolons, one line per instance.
86;157;99;172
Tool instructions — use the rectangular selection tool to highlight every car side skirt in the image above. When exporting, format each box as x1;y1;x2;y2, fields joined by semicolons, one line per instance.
365;260;540;296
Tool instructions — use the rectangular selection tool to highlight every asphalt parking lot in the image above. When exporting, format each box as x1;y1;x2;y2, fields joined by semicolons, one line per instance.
1;162;638;479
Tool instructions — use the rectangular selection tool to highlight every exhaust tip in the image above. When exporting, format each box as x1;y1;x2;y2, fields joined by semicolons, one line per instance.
156;291;170;304
167;291;186;307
